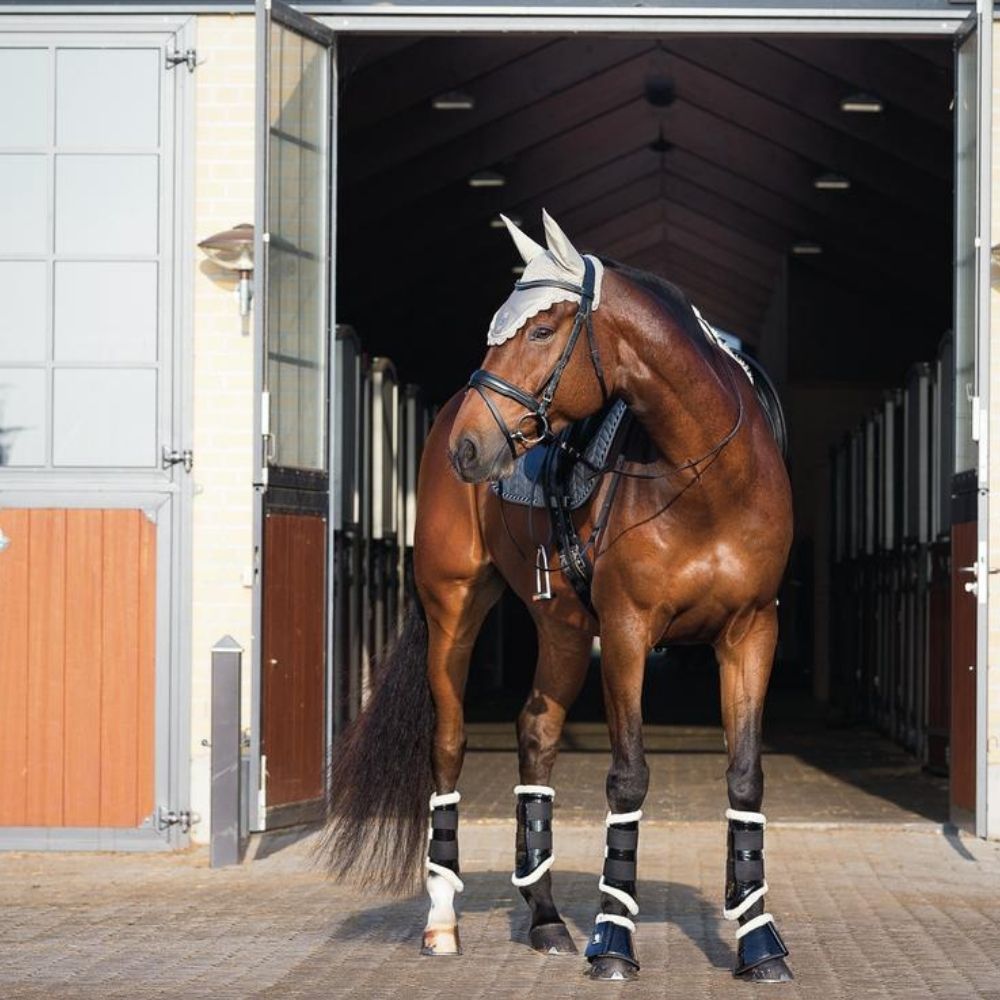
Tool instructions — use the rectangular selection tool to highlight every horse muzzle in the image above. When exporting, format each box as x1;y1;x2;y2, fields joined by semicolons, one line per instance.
448;432;515;484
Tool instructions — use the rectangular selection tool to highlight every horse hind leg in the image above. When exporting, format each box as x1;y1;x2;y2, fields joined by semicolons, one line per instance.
512;620;592;955
419;569;504;956
716;607;793;983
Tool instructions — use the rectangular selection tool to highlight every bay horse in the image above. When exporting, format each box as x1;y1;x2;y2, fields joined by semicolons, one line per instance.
323;211;793;983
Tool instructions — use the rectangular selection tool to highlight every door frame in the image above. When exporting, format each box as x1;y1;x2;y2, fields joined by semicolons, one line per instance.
0;14;196;850
254;0;993;837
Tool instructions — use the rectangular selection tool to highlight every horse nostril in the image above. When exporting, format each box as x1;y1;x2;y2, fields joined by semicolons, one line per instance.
459;436;478;469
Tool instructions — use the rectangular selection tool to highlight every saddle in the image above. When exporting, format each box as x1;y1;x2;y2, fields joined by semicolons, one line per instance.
491;350;787;618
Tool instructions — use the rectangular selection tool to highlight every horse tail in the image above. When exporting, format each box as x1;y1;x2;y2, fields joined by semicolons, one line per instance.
320;594;434;895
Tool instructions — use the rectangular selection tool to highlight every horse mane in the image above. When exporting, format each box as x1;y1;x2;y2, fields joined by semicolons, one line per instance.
594;255;715;354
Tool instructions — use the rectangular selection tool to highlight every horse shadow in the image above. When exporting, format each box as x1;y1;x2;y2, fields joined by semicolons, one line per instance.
330;870;731;969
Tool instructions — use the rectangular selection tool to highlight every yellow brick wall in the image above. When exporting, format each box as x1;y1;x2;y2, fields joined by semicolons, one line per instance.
189;13;256;843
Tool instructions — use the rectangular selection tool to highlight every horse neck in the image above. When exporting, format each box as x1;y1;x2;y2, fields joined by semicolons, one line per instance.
610;295;750;487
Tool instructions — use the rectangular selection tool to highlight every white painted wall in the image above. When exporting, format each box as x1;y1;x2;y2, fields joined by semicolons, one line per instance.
189;14;257;844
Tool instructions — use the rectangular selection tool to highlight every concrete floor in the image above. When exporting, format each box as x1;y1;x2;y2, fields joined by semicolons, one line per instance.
2;721;995;999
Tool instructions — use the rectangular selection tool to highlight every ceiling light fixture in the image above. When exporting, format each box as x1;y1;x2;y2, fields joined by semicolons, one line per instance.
432;91;475;111
814;173;851;191
791;241;823;256
840;93;883;114
469;170;505;189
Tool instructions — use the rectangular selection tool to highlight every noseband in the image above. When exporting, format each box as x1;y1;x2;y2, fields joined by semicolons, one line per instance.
468;257;608;461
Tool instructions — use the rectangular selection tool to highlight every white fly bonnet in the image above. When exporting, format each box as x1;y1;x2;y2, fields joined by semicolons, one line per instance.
487;210;604;346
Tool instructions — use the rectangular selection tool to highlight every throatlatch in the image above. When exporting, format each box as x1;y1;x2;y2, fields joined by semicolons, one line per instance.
585;810;641;970
723;808;788;976
512;785;555;886
423;791;464;956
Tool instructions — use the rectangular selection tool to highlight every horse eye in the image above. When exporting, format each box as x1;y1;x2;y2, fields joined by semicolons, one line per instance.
528;325;554;342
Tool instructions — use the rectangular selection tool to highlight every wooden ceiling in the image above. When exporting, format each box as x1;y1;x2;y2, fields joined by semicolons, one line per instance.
335;34;953;403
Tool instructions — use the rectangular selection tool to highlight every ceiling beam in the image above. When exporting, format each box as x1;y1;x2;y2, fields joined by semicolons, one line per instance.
662;37;949;181
762;37;952;129
339;36;551;134
343;38;654;184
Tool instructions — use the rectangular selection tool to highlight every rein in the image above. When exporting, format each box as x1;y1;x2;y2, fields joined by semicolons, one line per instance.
468;257;608;461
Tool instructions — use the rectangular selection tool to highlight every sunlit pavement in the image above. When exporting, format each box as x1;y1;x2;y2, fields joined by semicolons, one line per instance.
2;724;997;999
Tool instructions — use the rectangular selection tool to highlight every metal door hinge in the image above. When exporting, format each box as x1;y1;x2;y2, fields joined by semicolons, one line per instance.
165;48;199;72
162;447;194;473
156;808;197;833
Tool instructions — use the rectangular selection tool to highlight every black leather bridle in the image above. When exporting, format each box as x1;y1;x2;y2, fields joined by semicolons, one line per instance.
468;256;609;461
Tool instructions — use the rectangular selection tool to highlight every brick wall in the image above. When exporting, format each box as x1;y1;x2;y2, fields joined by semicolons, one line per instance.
189;14;256;843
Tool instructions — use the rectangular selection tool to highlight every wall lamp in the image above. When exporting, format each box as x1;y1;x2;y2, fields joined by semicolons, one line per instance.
199;223;255;316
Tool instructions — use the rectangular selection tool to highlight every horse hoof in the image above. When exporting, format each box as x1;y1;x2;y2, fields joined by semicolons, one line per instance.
421;927;462;956
529;922;578;955
586;957;639;981
735;958;794;983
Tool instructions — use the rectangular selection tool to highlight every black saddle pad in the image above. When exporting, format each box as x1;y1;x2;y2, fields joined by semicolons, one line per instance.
492;399;630;510
492;353;786;513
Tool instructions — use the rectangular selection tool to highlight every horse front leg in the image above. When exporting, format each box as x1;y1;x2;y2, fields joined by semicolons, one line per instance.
716;606;793;983
584;621;649;981
512;618;591;955
420;572;503;957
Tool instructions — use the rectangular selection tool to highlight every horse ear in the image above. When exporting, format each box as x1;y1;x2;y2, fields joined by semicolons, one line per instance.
501;214;545;265
542;209;584;273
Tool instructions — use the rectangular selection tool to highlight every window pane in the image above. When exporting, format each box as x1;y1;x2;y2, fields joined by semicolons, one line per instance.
0;262;47;362
0;49;49;148
54;262;157;362
56;48;159;148
53;368;157;467
266;24;328;472
0;368;46;467
0;155;47;254
55;154;158;255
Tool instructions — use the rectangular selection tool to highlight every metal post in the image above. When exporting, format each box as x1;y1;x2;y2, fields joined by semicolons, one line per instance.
211;636;243;867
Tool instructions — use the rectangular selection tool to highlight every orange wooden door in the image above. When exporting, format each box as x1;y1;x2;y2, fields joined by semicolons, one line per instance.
950;520;977;814
0;509;156;828
262;512;326;819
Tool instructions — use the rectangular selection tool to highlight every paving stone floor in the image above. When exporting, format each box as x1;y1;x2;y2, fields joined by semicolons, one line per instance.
1;721;994;999
1;820;998;1000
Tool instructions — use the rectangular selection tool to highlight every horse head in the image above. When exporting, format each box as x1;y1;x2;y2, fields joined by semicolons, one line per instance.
449;211;613;483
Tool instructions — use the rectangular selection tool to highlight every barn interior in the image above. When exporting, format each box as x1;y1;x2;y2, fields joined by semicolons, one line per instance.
333;34;956;819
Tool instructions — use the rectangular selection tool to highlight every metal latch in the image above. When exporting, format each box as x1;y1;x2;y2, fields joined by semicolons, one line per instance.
156;808;197;833
165;48;199;72
162;447;194;473
959;563;978;595
0;527;9;554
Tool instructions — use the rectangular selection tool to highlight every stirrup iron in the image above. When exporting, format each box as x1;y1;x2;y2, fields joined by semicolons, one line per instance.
532;545;553;601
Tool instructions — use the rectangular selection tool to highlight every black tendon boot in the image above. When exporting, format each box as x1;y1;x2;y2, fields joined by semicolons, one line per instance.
724;808;791;980
512;785;555;887
512;785;575;954
585;810;641;979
